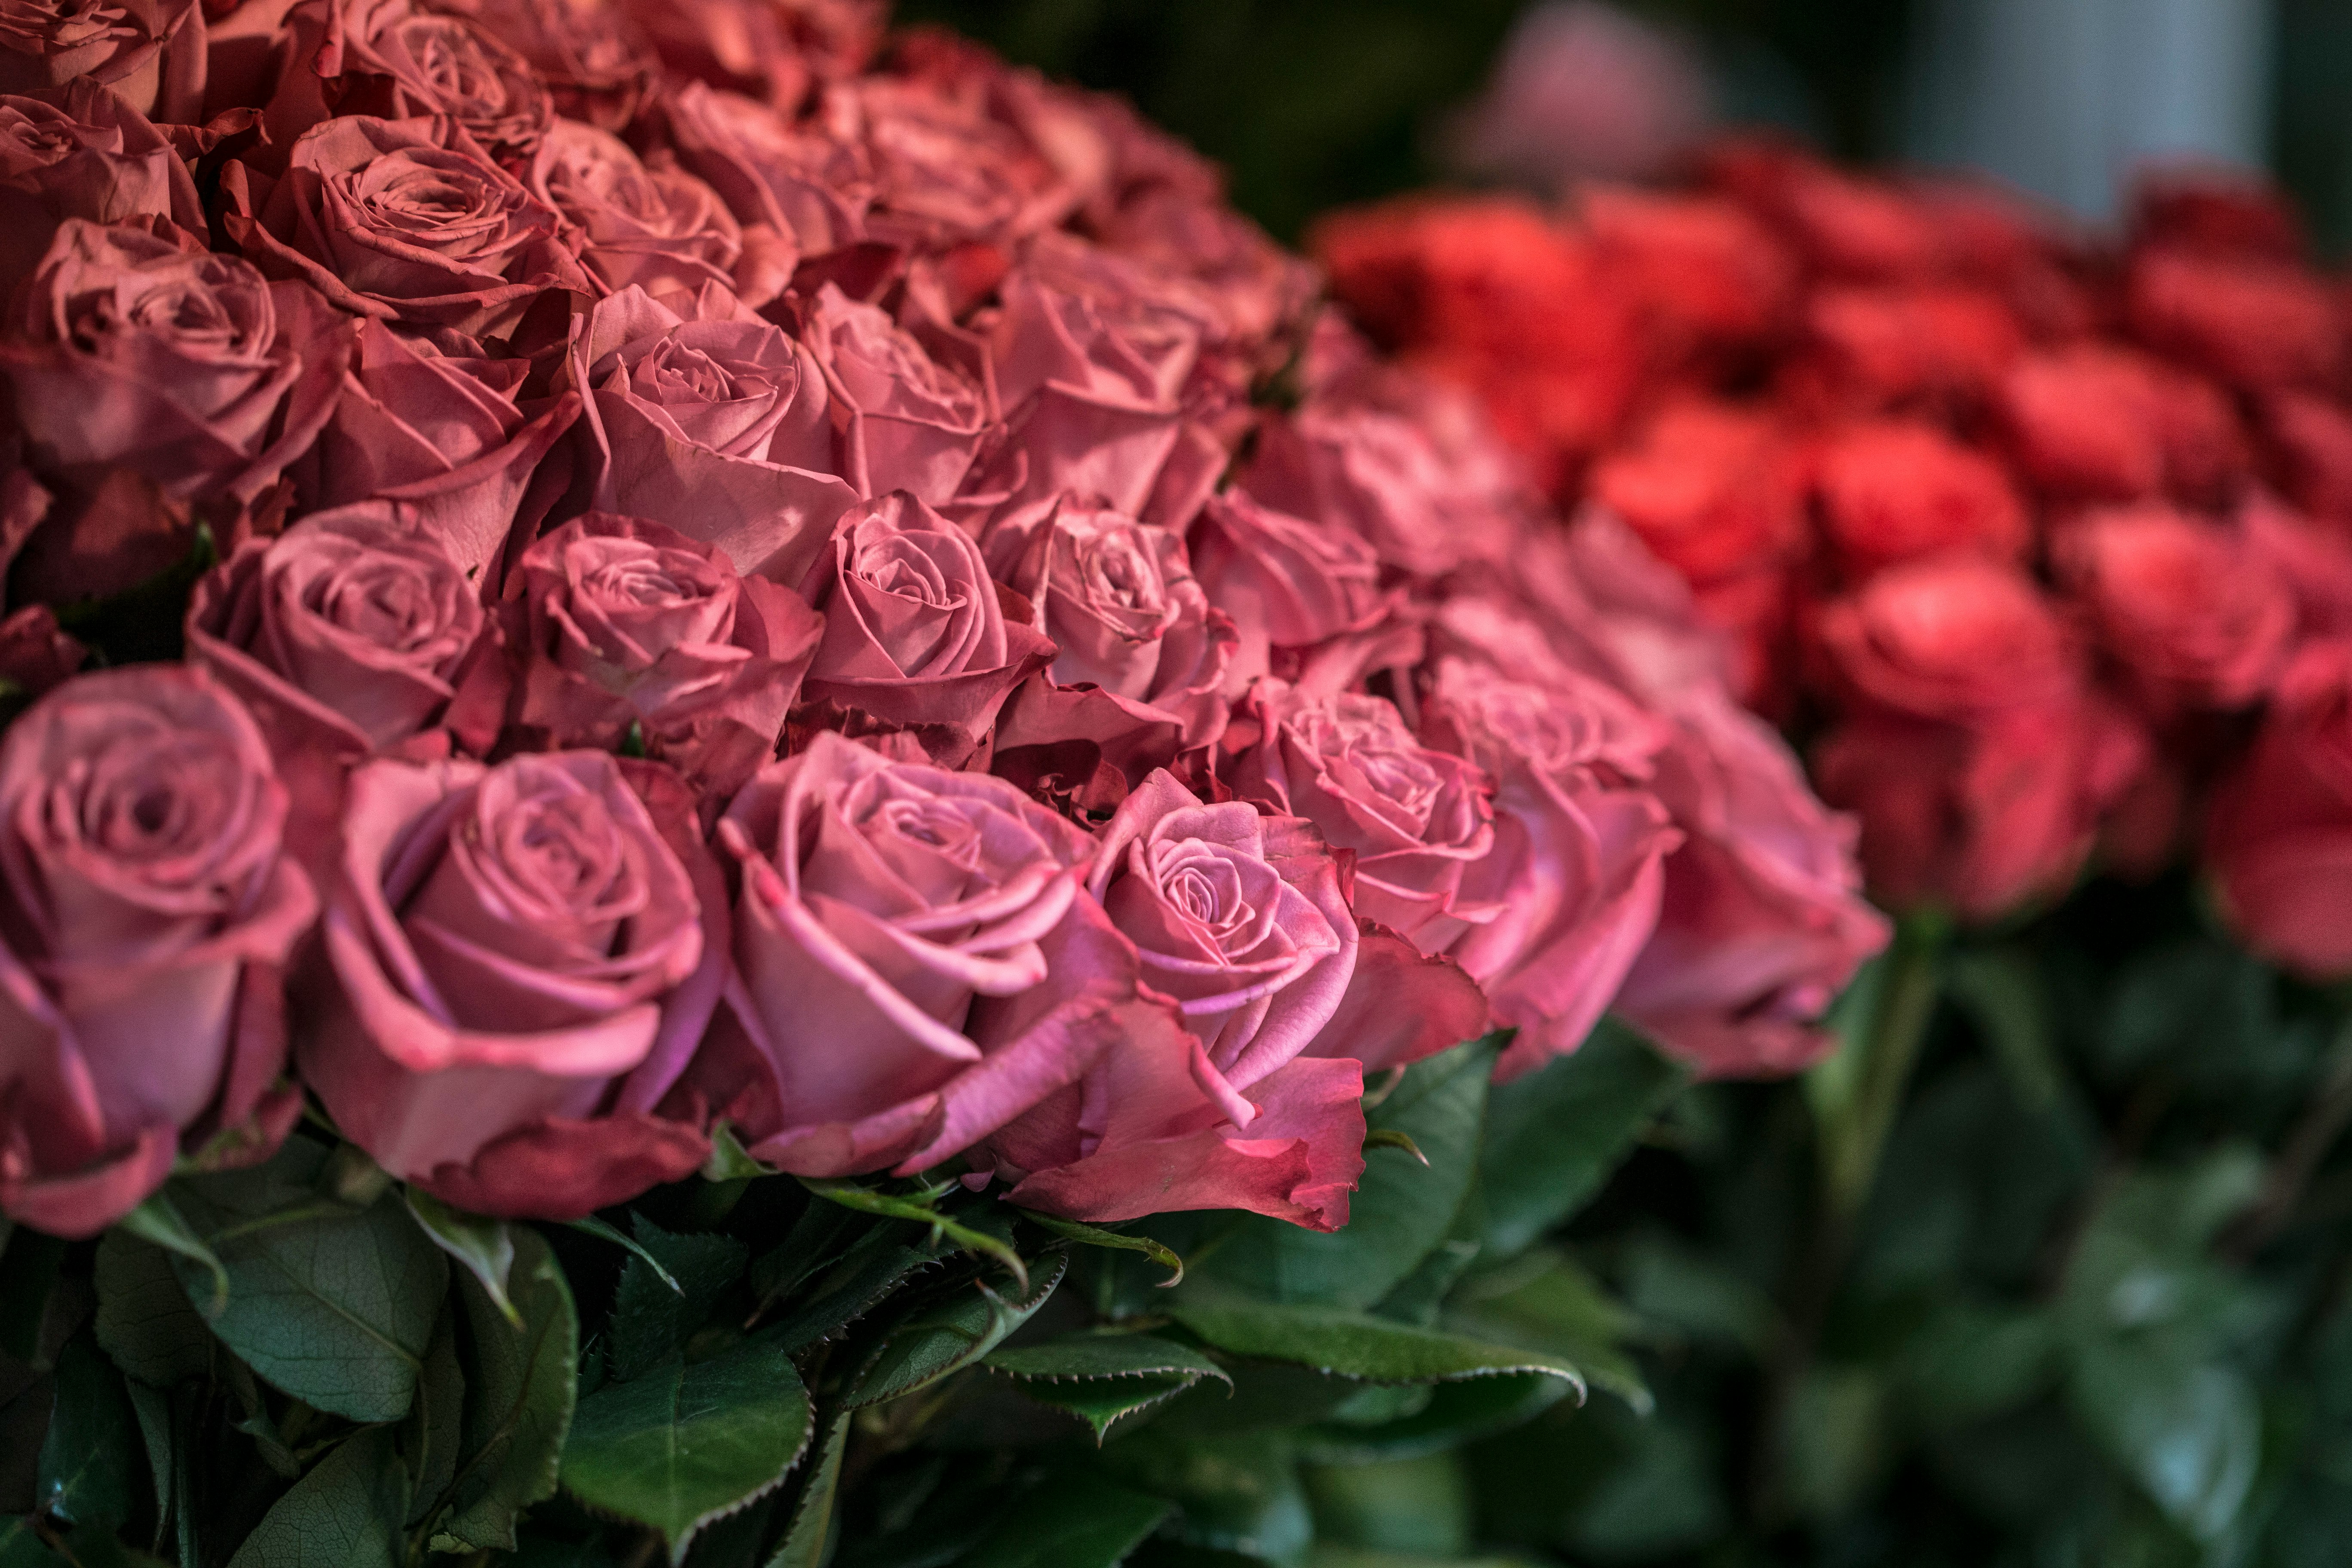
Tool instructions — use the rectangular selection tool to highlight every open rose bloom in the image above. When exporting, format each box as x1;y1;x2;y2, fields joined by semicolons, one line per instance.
0;0;1906;1246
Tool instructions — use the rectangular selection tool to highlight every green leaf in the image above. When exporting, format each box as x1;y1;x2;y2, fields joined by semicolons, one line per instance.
225;1426;410;1568
987;1332;1232;1441
0;1519;55;1568
2067;1340;2260;1541
171;1142;449;1423
1021;1212;1185;1288
1479;1018;1685;1257
762;1234;946;1356
432;1227;578;1554
0;1227;61;1364
605;1218;747;1385
1103;1427;1310;1561
117;1193;228;1319
847;1251;1066;1409
563;1217;680;1294
799;1179;1028;1295
761;1411;846;1568
1946;947;2065;1112
1301;1452;1470;1556
36;1333;138;1529
701;1124;775;1182
962;1471;1174;1568
558;1335;813;1564
1192;1037;1499;1310
1442;1252;1650;1413
403;1311;465;1530
403;1191;518;1329
1296;1373;1571;1464
92;1235;214;1389
122;1380;172;1538
1165;1293;1585;1393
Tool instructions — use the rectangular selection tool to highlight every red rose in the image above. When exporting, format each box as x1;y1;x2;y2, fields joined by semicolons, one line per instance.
2206;639;2352;978
1811;420;2028;579
2128;246;2344;393
2056;504;2297;715
1582;184;1797;361
1589;396;1804;585
1786;282;2023;416
2260;391;2352;525
1814;556;2081;721
299;751;721;1217
1997;346;2248;506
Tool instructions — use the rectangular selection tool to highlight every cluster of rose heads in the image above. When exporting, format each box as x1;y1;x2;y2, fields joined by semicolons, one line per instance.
0;0;1886;1243
1318;144;2352;971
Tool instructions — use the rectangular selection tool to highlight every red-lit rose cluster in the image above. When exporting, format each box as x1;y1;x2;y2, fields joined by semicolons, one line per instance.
1318;144;2352;973
0;1;1885;1244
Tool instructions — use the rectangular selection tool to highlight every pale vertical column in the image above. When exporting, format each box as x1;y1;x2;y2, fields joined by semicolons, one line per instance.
1902;0;2272;223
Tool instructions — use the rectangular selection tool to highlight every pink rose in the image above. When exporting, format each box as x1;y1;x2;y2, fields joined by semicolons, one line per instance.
422;0;652;130
0;218;352;505
1187;489;1398;695
984;497;1235;810
1615;691;1890;1077
494;512;824;800
292;318;579;581
187;503;489;763
794;490;1054;765
799;281;995;505
687;730;1150;1176
0;666;316;1236
1228;680;1499;954
527;118;758;307
831;74;1075;253
1418;655;1678;1076
261;0;552;160
974;769;1368;1230
224;113;587;342
1096;184;1318;375
662;81;871;253
619;0;882;109
1243;400;1525;579
0;0;202;120
568;284;859;584
969;253;1209;522
0;79;206;281
298;751;721;1217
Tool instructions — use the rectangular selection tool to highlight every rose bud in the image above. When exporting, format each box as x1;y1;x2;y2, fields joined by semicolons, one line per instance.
0;666;318;1236
495;512;824;802
298;751;722;1217
223;113;588;344
2056;504;2297;716
795;491;1054;767
2206;639;2352;979
567;284;858;585
1615;691;1890;1078
0;218;353;508
1812;420;2028;580
972;769;1369;1230
683;730;1166;1176
799;282;995;506
262;0;554;161
293;319;579;582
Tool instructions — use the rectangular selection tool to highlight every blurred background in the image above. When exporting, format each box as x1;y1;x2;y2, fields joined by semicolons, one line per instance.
900;0;2352;252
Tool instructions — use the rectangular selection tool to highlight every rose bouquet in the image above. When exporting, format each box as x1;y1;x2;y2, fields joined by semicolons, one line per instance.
1317;151;2352;963
0;3;1896;1565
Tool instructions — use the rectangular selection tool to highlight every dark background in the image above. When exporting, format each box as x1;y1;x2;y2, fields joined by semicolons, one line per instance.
900;0;2352;253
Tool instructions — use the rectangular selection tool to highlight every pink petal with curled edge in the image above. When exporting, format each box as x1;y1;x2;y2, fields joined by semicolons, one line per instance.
1305;920;1495;1075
